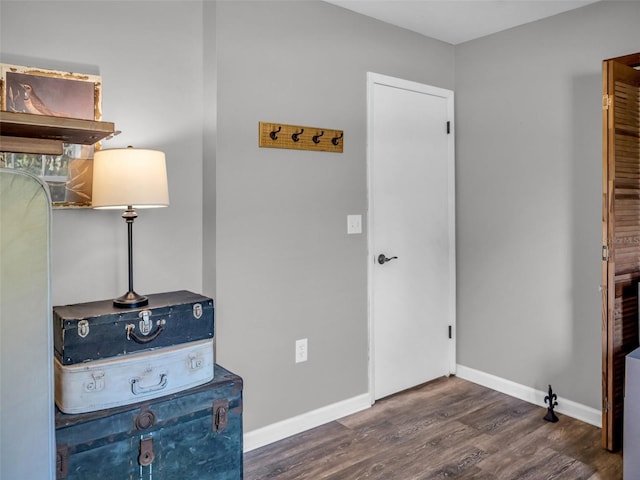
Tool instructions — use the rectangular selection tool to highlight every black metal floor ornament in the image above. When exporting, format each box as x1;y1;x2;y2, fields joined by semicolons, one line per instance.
544;384;559;423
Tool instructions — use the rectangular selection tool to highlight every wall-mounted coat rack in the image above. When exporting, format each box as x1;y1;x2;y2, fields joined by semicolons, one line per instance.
259;122;343;153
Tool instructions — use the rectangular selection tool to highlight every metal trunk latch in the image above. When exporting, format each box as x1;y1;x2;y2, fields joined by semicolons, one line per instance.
138;437;155;467
56;444;68;479
213;399;229;432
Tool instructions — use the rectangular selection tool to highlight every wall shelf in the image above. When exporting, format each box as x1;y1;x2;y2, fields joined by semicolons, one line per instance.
0;111;115;155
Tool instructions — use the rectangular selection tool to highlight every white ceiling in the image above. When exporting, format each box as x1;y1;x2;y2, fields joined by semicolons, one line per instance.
324;0;603;45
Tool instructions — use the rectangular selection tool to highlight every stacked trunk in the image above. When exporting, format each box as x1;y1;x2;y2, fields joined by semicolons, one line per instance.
52;291;243;479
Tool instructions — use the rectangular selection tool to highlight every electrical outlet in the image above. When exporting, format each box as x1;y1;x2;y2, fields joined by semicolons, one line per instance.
295;338;308;363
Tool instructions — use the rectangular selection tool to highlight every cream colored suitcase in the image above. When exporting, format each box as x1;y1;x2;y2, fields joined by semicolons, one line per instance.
54;339;214;414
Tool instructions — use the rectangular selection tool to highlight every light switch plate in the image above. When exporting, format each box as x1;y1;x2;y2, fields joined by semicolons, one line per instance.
295;338;308;363
347;215;362;234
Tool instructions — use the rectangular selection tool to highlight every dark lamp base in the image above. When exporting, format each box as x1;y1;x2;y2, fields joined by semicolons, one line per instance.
113;291;148;309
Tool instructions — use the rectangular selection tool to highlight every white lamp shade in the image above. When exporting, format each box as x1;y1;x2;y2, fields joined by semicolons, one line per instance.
92;148;169;209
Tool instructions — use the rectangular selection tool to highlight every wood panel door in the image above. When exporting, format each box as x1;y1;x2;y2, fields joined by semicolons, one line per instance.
602;52;640;451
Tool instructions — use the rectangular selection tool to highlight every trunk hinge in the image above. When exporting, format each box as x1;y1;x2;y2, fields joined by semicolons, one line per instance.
602;245;610;261
56;444;68;479
603;94;611;110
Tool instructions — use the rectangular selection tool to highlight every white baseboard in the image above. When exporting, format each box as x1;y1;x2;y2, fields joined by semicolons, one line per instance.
455;364;601;428
243;393;371;452
244;367;601;452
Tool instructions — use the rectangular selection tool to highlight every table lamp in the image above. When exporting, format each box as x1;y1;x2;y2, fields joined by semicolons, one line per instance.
92;146;169;308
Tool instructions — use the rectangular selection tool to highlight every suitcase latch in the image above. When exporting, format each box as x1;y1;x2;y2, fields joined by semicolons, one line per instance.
213;399;229;432
139;310;153;335
193;303;203;319
84;371;105;393
138;436;155;467
77;320;90;338
189;353;204;370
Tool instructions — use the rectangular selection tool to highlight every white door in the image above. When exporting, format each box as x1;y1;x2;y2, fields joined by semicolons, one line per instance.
368;73;455;400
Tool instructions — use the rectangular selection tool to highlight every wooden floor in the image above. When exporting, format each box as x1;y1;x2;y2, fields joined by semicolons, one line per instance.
244;376;622;479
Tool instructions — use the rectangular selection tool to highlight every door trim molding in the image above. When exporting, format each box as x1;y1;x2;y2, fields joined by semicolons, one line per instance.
366;72;456;405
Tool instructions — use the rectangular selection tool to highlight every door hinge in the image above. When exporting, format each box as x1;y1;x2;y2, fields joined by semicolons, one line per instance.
448;325;452;339
603;94;611;110
602;245;609;261
446;121;451;134
604;396;610;413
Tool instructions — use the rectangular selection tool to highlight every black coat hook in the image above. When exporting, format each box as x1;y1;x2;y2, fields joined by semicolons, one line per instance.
331;132;343;146
292;128;304;142
269;126;282;140
312;131;325;144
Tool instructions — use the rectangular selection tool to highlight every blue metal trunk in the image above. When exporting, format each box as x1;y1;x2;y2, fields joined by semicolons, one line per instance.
55;365;242;480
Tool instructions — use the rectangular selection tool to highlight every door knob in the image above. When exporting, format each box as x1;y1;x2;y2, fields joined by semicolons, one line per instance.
378;254;398;265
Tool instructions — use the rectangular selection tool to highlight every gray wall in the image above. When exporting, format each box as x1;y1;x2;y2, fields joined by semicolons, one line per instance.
0;1;204;306
203;1;217;298
3;0;638;437
213;1;453;430
0;0;453;433
455;1;640;409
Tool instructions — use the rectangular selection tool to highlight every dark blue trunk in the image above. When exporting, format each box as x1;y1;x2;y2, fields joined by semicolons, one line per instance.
55;365;243;480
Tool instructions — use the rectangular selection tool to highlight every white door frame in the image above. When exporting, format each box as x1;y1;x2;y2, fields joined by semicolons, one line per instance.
366;72;456;404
